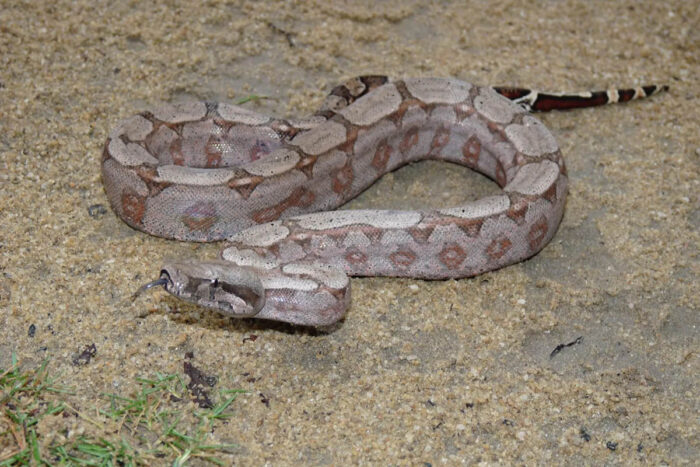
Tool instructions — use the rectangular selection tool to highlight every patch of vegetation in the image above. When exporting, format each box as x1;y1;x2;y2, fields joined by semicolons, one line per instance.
0;354;244;465
235;94;270;105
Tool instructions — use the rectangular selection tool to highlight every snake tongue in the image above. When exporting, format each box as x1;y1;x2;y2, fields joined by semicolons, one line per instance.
132;275;171;300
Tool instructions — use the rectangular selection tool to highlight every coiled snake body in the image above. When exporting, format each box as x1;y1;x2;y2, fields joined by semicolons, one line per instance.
102;76;665;325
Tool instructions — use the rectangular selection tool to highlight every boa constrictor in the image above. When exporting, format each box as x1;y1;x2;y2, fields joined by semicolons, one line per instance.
102;76;666;326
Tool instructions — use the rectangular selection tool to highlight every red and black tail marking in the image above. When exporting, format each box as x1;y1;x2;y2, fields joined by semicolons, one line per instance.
493;84;668;112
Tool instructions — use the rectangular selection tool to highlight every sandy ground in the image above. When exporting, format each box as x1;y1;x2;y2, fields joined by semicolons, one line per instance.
1;0;698;464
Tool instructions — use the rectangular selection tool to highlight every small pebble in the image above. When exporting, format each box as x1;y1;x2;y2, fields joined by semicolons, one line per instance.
87;204;108;218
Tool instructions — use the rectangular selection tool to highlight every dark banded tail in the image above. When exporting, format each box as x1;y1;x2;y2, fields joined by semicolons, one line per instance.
493;84;668;112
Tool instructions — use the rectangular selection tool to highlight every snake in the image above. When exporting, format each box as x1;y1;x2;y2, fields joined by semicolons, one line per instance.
102;76;666;326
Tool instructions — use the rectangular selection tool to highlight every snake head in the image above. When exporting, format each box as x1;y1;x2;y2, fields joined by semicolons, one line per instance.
140;260;265;318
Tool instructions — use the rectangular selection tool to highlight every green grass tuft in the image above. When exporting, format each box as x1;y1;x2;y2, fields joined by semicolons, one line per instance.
0;354;244;466
235;94;270;105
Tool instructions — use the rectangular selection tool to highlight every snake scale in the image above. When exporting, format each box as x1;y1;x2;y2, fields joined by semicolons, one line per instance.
102;76;666;326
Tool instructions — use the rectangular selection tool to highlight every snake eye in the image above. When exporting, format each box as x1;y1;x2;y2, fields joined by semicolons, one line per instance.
212;278;219;288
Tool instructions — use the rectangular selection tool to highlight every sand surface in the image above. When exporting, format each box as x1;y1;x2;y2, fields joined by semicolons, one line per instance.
1;0;698;464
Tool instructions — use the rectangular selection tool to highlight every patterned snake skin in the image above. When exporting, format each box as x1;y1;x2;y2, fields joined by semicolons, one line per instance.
102;76;666;325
